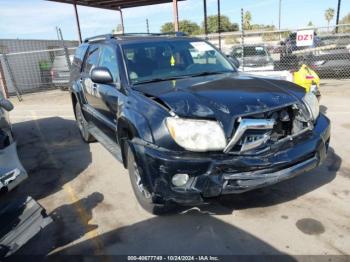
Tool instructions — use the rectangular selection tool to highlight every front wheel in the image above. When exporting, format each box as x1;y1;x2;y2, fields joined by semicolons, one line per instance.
75;103;95;143
126;145;175;215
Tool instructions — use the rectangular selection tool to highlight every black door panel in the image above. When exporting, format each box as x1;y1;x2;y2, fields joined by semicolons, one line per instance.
81;46;100;106
92;45;122;141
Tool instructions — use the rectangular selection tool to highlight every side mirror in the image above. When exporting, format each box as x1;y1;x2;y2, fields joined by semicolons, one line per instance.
91;67;113;84
0;99;14;112
227;55;240;68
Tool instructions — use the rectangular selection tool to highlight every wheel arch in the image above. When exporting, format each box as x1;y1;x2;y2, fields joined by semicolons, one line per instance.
70;82;85;116
71;92;78;116
117;110;154;168
117;118;137;168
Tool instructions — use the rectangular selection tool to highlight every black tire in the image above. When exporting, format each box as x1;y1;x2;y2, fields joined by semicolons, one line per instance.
75;103;95;143
126;145;175;215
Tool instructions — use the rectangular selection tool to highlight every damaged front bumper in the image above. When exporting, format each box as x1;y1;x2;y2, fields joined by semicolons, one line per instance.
0;142;28;192
129;114;331;205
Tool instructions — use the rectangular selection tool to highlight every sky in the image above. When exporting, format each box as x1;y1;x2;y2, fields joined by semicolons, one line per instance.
0;0;349;40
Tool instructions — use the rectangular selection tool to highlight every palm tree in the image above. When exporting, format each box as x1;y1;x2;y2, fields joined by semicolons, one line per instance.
243;11;252;30
325;8;335;32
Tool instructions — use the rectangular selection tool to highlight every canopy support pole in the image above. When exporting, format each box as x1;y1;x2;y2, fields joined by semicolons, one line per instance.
173;0;179;32
335;0;342;33
118;7;125;34
203;0;208;35
217;0;221;50
73;1;82;43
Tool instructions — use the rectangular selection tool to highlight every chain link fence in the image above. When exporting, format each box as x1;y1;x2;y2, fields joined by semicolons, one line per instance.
203;24;350;79
0;39;78;99
0;25;349;99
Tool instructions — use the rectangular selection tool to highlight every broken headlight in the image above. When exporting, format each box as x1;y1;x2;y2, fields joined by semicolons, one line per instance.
302;92;319;121
166;117;226;152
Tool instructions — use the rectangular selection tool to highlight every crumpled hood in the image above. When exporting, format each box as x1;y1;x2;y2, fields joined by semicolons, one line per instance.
134;73;305;135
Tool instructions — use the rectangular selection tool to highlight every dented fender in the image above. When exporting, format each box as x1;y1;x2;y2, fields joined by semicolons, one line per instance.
118;108;154;144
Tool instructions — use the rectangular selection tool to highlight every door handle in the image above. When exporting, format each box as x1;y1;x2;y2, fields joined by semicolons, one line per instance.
92;83;97;95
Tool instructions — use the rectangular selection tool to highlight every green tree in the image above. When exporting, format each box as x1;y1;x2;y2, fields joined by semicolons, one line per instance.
338;13;350;33
243;11;252;30
161;22;174;33
325;8;335;31
161;20;201;35
204;15;239;33
307;21;314;27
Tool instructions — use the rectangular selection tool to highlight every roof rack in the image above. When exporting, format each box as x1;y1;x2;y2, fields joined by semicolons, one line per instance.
83;34;114;43
84;32;188;42
114;32;188;37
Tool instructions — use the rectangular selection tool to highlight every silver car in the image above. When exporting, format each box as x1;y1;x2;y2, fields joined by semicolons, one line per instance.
0;91;27;193
50;54;74;88
231;44;275;72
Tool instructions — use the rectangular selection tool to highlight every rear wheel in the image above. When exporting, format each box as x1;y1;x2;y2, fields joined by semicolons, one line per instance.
75;103;95;142
126;145;175;215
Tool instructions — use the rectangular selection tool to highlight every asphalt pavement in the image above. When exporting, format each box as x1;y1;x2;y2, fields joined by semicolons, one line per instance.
5;79;350;256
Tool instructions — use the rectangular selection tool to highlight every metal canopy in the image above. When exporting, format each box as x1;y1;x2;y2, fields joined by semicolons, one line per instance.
46;0;183;10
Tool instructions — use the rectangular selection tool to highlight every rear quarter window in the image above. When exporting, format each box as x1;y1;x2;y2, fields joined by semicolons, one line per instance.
74;45;88;61
82;46;100;74
70;45;89;82
72;45;88;69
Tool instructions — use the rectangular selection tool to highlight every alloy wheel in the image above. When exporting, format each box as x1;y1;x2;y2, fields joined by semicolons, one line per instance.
133;161;151;199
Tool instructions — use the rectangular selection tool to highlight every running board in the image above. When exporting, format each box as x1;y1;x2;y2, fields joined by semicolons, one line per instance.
88;124;123;162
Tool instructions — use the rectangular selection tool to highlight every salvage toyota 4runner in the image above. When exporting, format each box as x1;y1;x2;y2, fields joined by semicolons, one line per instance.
70;33;330;214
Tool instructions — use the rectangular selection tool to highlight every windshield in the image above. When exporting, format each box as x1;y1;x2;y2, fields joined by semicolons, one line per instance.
121;40;235;85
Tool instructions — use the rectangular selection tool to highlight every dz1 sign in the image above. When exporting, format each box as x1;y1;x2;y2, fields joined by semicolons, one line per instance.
296;29;314;47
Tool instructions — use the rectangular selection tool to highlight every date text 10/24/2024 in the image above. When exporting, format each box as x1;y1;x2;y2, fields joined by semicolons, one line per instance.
127;256;220;261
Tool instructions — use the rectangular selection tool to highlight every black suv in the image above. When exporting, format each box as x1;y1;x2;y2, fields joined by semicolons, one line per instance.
70;33;330;214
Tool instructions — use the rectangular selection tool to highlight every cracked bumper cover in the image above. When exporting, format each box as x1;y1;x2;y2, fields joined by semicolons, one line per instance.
129;114;331;205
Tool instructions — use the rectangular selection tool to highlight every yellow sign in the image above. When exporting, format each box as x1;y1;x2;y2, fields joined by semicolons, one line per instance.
170;55;175;67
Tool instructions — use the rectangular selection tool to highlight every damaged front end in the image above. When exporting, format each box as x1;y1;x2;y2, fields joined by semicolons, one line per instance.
128;100;330;205
224;102;314;155
218;102;329;194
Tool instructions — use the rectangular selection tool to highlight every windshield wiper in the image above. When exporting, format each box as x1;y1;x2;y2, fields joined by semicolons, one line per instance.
185;71;232;78
133;71;232;85
133;76;185;85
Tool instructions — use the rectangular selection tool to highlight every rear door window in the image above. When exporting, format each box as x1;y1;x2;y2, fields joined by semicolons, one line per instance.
99;45;119;83
82;45;100;74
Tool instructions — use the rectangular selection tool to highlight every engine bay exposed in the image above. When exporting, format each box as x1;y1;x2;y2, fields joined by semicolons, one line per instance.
227;104;312;154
